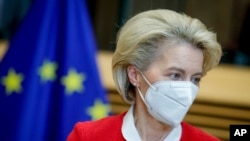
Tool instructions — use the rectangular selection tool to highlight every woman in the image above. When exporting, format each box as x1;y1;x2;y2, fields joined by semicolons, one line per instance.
68;9;222;141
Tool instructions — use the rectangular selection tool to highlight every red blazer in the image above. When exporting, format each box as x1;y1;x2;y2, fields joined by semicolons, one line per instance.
67;112;220;141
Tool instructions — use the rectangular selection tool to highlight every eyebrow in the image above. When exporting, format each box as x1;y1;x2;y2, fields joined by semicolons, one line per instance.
167;67;203;76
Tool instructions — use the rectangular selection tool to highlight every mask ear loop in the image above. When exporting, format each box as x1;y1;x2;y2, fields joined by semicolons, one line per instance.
134;68;157;104
136;86;147;104
137;70;157;90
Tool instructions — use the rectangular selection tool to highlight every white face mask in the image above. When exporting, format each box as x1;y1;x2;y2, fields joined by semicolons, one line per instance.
136;72;199;128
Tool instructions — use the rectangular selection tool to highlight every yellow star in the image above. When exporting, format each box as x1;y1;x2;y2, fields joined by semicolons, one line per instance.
38;60;58;82
87;99;110;120
1;68;24;95
61;68;85;95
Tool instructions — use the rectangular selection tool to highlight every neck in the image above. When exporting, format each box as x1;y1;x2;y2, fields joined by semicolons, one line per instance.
133;102;172;141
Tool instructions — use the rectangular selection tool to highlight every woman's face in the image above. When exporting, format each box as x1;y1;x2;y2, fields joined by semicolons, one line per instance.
138;42;204;93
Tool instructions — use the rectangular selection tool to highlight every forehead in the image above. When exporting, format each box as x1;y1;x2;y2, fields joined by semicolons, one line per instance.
149;42;204;73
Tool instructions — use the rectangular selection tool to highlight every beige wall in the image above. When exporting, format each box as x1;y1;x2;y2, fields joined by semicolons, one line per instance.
0;41;8;62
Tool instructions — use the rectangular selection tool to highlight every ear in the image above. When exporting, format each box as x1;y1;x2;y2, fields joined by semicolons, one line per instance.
127;65;139;86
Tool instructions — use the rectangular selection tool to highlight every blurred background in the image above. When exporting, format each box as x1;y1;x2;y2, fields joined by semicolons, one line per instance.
0;0;250;141
1;0;250;65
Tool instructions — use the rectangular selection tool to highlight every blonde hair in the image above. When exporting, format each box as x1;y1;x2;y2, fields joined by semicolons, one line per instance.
112;9;222;104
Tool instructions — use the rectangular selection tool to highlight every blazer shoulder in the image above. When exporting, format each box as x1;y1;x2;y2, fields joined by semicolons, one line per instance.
67;112;126;141
77;112;125;130
181;122;221;141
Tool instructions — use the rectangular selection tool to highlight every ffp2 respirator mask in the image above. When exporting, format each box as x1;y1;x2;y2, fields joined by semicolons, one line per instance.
136;72;199;128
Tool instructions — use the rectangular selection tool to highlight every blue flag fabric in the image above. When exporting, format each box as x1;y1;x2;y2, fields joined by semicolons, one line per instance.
0;0;110;141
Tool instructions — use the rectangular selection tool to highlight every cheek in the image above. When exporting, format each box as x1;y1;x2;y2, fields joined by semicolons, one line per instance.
144;65;165;83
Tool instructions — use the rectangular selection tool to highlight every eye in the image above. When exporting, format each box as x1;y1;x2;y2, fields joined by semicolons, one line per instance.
191;77;201;85
169;73;182;80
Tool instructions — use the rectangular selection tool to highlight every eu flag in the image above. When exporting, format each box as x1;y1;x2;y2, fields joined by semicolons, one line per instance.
0;0;110;141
